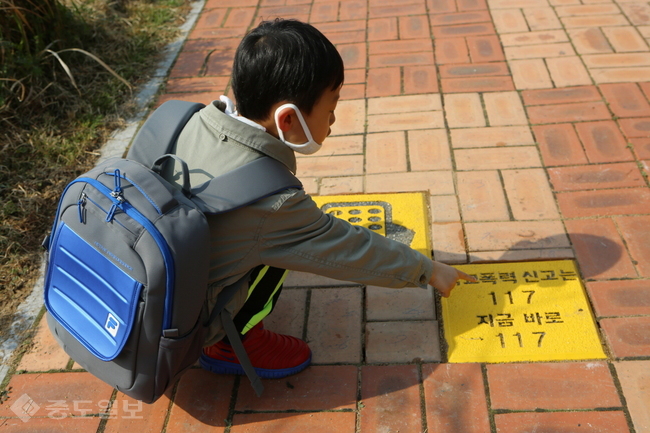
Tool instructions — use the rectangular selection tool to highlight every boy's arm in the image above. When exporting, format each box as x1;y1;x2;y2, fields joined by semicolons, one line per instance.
258;189;474;294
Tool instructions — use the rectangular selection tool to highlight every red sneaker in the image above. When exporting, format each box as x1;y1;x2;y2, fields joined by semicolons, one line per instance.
199;323;312;379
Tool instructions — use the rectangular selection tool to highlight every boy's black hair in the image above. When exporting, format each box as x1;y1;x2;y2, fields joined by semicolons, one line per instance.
232;19;345;121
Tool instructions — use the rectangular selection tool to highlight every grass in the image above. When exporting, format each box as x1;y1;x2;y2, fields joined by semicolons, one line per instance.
0;0;190;336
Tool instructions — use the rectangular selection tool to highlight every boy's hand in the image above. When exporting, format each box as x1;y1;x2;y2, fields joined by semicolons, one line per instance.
429;261;477;298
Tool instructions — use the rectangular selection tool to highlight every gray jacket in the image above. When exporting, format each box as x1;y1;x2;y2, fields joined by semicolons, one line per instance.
169;101;434;345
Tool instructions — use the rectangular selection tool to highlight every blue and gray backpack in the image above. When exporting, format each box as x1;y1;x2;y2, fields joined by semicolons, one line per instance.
42;101;301;403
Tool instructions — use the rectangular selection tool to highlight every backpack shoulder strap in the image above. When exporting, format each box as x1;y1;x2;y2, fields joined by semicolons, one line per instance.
191;157;303;214
127;100;205;167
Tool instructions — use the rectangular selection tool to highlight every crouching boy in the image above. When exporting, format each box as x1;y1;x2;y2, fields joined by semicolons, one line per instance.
166;18;474;380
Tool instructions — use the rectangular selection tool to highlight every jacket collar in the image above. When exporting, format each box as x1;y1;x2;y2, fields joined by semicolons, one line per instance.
201;101;297;174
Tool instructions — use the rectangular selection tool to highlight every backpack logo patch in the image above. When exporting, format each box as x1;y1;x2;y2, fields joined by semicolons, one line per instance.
105;313;120;338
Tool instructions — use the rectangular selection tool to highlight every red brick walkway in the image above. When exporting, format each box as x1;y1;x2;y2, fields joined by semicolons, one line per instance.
3;0;650;431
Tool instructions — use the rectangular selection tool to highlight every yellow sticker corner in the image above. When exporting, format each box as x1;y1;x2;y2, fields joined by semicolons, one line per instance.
442;260;606;363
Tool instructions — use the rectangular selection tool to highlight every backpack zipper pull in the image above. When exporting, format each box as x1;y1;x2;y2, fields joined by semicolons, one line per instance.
77;193;87;223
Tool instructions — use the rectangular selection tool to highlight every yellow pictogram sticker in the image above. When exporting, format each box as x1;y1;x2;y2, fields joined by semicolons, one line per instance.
312;193;431;258
442;260;606;363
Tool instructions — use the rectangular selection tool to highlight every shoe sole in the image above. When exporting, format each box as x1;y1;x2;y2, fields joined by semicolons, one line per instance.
199;353;312;379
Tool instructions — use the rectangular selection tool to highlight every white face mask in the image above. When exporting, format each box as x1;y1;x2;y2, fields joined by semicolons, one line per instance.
274;103;322;155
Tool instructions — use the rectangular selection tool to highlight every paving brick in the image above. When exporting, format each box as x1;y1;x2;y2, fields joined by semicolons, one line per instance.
296;155;364;177
601;317;650;358
231;412;356;433
366;171;455;194
408;129;452;171
502;168;560;220
505;42;575;60
500;30;569;47
169;51;208;78
235;366;357;411
166;77;229;93
366;285;435;321
320;176;364;195
465;221;569;251
562;15;630;28
549;163;646;191
487;362;621;410
546;56;592;87
399;15;430;39
615;360;650;433
0;372;114;419
365;321;441;362
631;137;650;159
522;85;601;106
339;43;366;69
404;65;439;93
432;222;468;263
309;2;338;23
322;30;366;45
366;67;401;97
469;248;574;262
223;7;255;28
621;3;650;25
483;91;528;126
441;76;515;93
340;83;365;100
369;38;433;56
428;0;456;14
189;27;243;40
166;369;233;432
183;38;240;52
528;101;611;124
467;35;505;62
524;7;563;31
365;131;407;174
565;218;637;279
330;99;365;136
369;2;427;19
457;171;509;221
491;9;528;34
263;288;306;339
439;62;510;79
430;194;461;222
444;93;486;128
369;52;435;68
368;17;398;41
532;123;588;166
0;417;101;432
339;0;366;20
489;0;545;8
617;215;650;277
574;121;635;163
432;22;496;39
510;59;553;90
454;146;542;170
368;93;443;114
435;38;470;64
194;8;226;29
557;188;650;218
583;53;650;69
603;26;649;53
422;363;491;433
494;412;631;433
451;125;534;148
568;28;614;55
316;19;366;34
206;0;256;6
430;11;491;26
18;315;69;372
205;50;234;76
367;111;445;132
601;83;650;118
360;365;423;432
312;134;364;157
457;0;488;12
307;287;362;363
103;392;170;433
586;280;650;317
619;117;650;138
258;5;310;20
156;92;223;107
555;3;621;17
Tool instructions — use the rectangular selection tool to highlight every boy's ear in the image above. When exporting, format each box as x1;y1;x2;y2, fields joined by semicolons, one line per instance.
275;106;294;132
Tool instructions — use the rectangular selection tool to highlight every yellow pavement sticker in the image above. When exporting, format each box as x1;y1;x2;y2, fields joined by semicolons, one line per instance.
312;193;431;258
442;260;606;363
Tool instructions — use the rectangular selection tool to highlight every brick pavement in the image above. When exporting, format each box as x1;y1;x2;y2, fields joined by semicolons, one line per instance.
2;0;650;431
